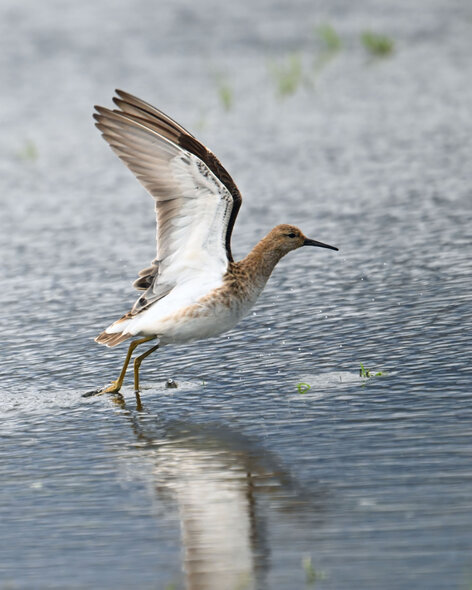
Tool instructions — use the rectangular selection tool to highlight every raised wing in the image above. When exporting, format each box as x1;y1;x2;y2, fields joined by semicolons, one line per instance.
94;90;243;314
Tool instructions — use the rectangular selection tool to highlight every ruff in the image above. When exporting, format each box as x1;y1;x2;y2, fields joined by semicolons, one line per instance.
85;90;338;397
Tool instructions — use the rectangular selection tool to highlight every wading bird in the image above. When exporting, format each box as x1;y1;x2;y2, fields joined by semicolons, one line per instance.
86;90;338;396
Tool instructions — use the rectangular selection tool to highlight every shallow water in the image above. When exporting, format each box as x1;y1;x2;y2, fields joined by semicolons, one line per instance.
1;0;472;588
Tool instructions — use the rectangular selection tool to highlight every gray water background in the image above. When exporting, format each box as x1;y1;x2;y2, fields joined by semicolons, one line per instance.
1;0;471;588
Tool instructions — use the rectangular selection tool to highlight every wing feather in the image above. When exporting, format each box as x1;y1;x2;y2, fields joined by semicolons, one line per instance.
94;93;242;315
112;90;242;261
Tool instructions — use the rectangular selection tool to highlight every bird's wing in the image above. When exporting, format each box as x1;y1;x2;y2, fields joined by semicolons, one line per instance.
94;90;243;314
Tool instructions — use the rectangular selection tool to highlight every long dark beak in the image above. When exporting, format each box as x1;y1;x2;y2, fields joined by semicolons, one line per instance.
303;237;338;251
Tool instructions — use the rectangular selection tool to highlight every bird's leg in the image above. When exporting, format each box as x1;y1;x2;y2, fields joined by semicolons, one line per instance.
83;336;155;397
134;391;144;412
102;336;156;394
133;343;160;393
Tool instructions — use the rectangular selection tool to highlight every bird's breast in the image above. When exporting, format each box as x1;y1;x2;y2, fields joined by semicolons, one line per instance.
152;283;262;344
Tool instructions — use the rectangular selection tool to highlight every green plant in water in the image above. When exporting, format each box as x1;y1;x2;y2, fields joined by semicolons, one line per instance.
310;24;342;84
302;555;325;585
361;31;394;57
316;24;342;53
17;139;38;161
297;382;311;394
214;74;234;111
269;53;303;97
219;83;233;111
359;363;384;378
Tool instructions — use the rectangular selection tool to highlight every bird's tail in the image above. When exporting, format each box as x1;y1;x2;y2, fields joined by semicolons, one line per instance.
95;331;132;347
95;313;133;347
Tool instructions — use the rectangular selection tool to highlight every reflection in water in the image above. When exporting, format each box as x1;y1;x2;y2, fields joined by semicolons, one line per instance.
113;393;323;590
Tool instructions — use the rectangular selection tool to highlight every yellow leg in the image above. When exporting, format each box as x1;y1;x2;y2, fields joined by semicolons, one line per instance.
133;343;160;393
83;336;155;397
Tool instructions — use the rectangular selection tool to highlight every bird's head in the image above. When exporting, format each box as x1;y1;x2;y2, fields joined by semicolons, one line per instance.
268;224;338;255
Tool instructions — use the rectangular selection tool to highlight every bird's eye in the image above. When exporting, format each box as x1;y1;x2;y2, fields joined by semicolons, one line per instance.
287;232;296;238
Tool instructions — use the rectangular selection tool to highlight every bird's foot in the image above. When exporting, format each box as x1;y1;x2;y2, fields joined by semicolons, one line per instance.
82;380;122;398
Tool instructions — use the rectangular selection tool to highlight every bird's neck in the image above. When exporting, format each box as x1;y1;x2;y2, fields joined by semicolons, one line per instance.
238;236;286;289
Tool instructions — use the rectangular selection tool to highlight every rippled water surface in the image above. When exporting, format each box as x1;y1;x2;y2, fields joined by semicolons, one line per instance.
1;0;472;588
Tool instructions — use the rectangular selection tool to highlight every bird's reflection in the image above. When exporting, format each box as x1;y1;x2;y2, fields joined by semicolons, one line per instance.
112;393;324;590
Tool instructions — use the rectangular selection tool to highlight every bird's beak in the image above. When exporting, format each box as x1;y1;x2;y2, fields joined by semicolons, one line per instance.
303;237;338;251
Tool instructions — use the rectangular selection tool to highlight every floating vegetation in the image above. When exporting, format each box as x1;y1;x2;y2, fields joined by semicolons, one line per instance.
302;555;325;585
297;382;311;394
17;139;38;161
266;24;393;99
269;53;303;97
316;24;342;54
214;74;234;111
361;31;395;57
359;363;385;379
312;24;342;80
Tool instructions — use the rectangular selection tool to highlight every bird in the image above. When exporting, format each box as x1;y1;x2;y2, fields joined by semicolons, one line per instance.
85;90;338;397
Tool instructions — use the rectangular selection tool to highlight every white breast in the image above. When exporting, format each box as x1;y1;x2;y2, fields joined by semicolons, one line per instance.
125;280;262;345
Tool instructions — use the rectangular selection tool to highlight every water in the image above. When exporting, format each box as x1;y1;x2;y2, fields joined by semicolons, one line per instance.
1;0;472;588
